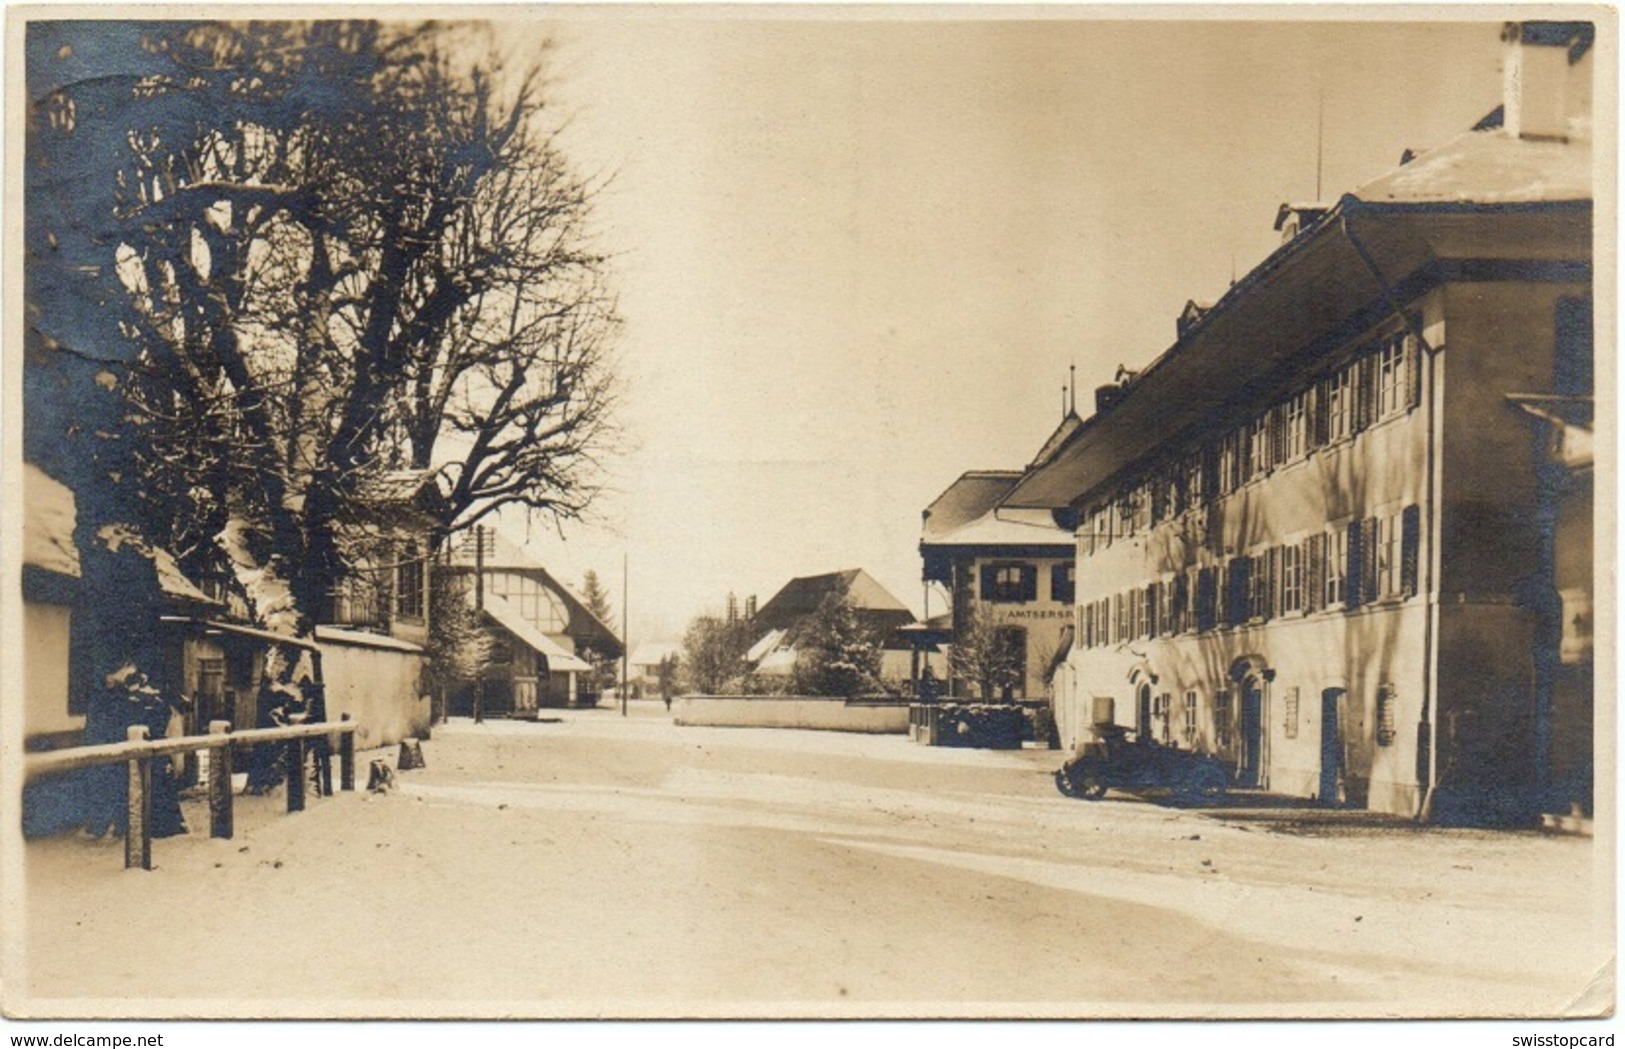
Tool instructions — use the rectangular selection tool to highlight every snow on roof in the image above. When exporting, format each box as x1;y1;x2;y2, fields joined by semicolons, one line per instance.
744;628;787;665
24;463;80;578
921;472;1022;541
754;646;799;677
629;642;683;668
1351;126;1590;206
482;592;592;673
96;524;218;606
919;508;1074;549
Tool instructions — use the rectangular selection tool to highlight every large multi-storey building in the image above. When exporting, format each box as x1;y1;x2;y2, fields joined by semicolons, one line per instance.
1005;22;1596;823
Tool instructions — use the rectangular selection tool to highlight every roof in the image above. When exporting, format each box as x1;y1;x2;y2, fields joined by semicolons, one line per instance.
446;529;539;571
919;509;1074;551
96;524;220;607
1353;127;1590;207
750;569;915;645
353;469;448;522
921;472;1022;541
481;593;593;673
1003;125;1592;512
629;642;683;668
313;625;423;654
1028;412;1084;470
24;462;80;578
743;628;787;664
446;531;622;653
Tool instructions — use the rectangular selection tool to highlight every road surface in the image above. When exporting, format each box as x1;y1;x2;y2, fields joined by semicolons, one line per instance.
15;703;1610;1018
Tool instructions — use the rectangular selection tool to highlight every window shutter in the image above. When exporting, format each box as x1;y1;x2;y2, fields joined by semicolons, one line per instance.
1147;581;1160;638
1401;503;1421;597
1405;334;1422;410
980;565;997;600
1020;564;1037;603
1267;546;1281;620
1313;378;1331;447
1346;520;1364;609
1305;534;1324;613
1362;517;1381;601
1354;353;1375;431
1196;568;1213;632
1173;573;1188;633
1227;557;1249;627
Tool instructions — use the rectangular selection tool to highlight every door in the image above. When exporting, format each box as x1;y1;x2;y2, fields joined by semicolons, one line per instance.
1239;684;1263;788
1320;689;1345;804
1136;684;1153;739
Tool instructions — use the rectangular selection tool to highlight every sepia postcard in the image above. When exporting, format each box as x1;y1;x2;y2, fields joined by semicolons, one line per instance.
2;4;1616;1037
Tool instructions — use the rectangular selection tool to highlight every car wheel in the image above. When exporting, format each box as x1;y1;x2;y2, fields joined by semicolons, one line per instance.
1076;764;1109;800
1054;768;1082;798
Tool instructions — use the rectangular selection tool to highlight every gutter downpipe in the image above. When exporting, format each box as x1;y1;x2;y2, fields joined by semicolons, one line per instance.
1340;210;1442;823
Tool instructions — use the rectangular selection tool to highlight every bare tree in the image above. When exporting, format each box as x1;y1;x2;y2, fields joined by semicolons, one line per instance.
947;604;1023;701
28;20;621;647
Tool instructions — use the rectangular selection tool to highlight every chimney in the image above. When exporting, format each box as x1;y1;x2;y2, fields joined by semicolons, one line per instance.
1502;21;1590;141
1095;384;1123;414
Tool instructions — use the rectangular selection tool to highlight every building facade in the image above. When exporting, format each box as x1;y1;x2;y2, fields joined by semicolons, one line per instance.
440;530;620;715
920;466;1078;700
1006;22;1596;823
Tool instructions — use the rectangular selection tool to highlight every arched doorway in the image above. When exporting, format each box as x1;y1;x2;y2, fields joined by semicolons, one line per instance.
1230;657;1273;789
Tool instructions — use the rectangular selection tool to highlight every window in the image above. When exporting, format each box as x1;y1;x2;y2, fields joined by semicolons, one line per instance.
1280;542;1303;614
1214;689;1234;749
1158;577;1180;637
1132;485;1152;533
396;543;426;621
1184;452;1207;508
1182;690;1198;745
1248;414;1272;479
488;572;570;632
1218;431;1241;495
1375;512;1401;599
1325;528;1347;608
981;563;1036;603
1376;335;1410;419
1284;390;1310;462
1050;563;1075;605
1138;586;1154;639
1323;365;1355;443
1247;550;1272;622
1112;593;1126;644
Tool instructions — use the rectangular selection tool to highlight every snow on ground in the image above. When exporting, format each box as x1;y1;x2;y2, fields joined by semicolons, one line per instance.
11;703;1610;1020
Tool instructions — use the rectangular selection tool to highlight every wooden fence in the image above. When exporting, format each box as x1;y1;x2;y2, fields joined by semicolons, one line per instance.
24;716;359;870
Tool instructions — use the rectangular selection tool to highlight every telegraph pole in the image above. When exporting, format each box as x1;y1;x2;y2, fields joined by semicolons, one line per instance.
473;525;486;725
620;552;629;717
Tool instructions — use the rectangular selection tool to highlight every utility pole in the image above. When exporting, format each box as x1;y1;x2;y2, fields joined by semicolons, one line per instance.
473;525;486;725
620;552;629;718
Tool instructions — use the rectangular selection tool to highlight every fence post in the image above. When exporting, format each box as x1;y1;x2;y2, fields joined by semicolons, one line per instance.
286;735;306;814
208;720;234;840
339;714;355;792
125;725;152;870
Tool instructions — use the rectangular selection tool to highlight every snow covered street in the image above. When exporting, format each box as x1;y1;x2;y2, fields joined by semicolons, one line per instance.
16;705;1610;1019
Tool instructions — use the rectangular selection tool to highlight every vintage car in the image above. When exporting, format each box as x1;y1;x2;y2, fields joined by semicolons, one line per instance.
1054;727;1229;801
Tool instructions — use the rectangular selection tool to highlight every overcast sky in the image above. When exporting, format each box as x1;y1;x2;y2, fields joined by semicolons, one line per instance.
487;13;1508;645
